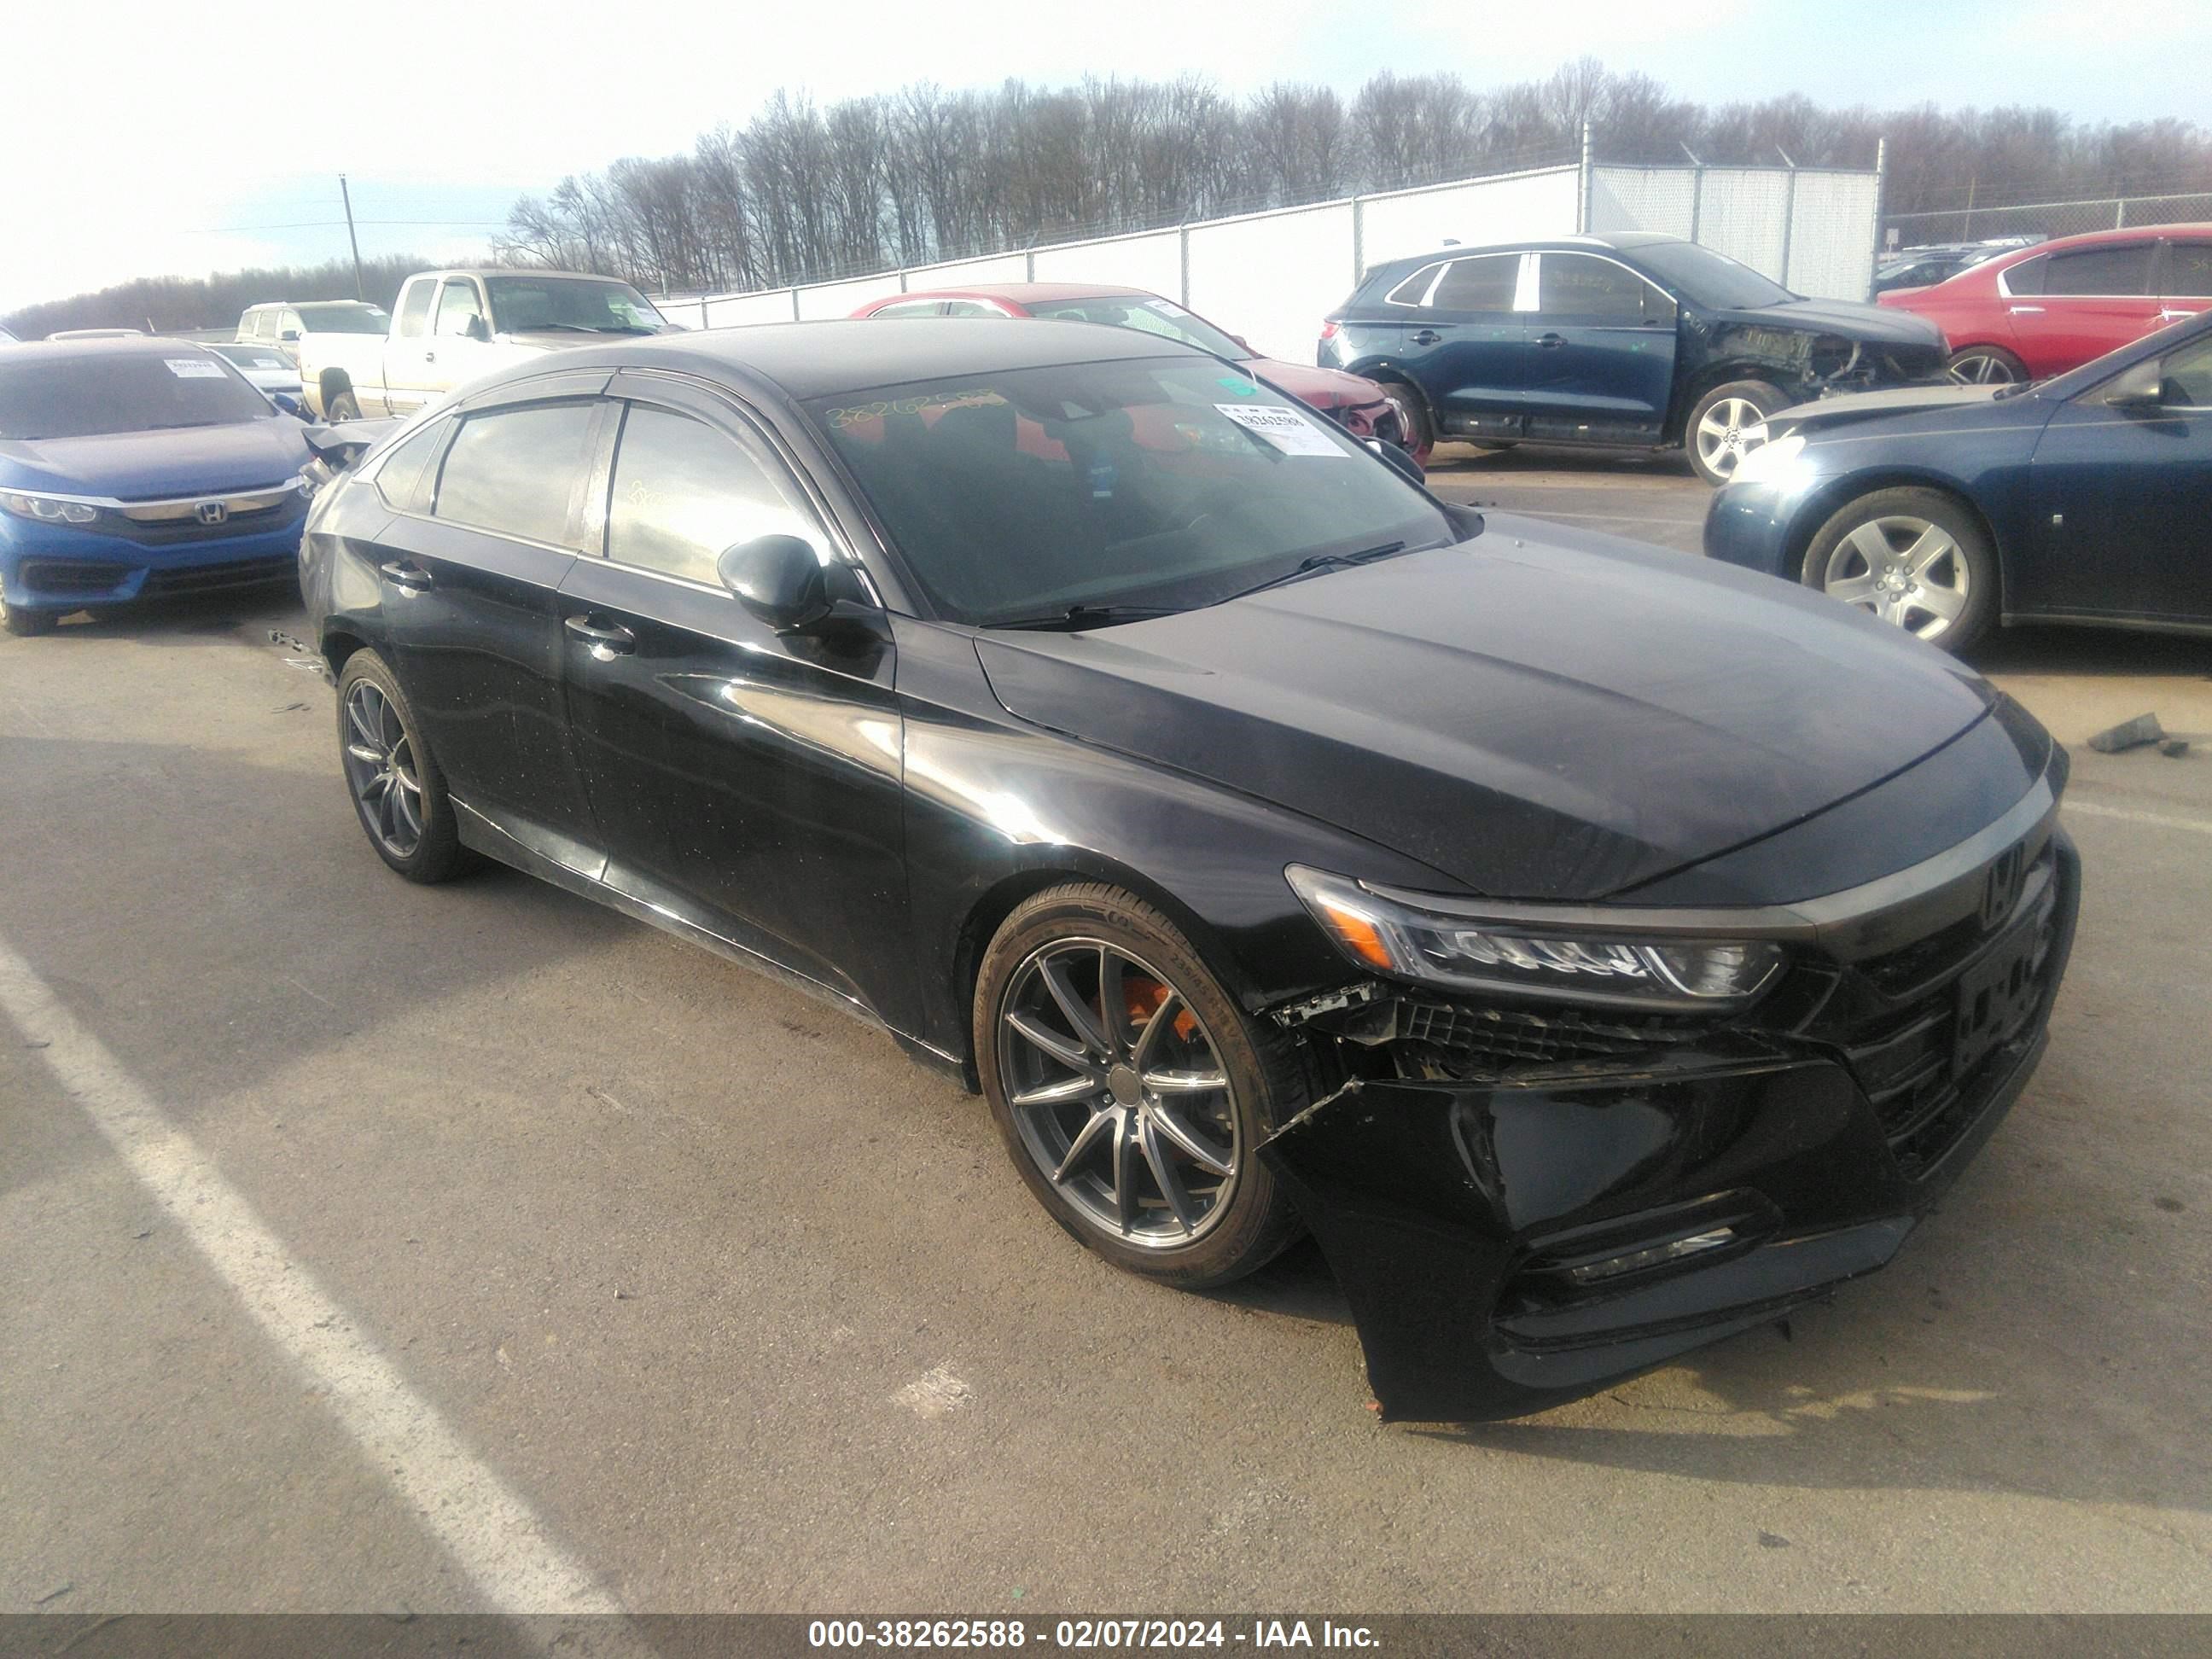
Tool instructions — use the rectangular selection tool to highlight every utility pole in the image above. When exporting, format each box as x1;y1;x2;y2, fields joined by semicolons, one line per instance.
339;175;364;300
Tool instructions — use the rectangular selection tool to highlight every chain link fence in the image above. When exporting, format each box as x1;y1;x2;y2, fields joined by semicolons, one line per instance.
1885;189;2212;249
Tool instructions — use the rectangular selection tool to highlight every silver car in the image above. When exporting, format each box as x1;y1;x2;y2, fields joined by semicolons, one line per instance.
211;341;305;400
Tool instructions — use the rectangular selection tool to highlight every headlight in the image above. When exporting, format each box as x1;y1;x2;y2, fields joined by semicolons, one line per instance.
0;491;100;525
1285;865;1784;1011
1726;432;1806;487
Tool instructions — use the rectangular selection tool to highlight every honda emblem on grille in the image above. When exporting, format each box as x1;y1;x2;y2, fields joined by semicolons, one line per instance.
1982;844;2026;930
195;501;228;526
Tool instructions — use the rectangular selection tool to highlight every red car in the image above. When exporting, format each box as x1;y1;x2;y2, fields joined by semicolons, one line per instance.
850;283;1423;458
1879;223;2212;384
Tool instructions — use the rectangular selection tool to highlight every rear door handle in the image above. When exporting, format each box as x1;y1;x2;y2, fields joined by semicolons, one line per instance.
564;613;637;659
1409;329;1441;346
379;559;433;591
1534;332;1566;348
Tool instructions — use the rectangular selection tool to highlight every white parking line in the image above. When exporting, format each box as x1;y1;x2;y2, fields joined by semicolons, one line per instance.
0;929;625;1619
2064;799;2212;836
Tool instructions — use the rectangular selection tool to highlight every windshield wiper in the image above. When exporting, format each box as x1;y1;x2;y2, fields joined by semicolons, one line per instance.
517;322;595;332
592;324;658;334
990;603;1183;632
1219;539;1412;603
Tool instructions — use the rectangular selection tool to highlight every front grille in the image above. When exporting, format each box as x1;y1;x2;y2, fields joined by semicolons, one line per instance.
140;557;296;597
1397;998;1713;1071
102;491;306;546
1825;845;2071;1175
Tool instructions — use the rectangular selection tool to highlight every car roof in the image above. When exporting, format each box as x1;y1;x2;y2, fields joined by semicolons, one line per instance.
8;335;215;360
889;282;1155;306
422;269;628;283
1990;221;2212;257
480;317;1205;402
1367;230;1690;274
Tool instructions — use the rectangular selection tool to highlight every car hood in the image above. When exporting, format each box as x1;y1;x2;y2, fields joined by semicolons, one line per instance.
1773;381;2049;436
1243;357;1385;410
0;419;311;498
1710;296;1945;349
975;519;1995;901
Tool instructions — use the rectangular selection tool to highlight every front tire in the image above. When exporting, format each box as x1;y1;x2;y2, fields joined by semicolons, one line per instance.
1;595;57;637
975;884;1303;1289
1685;379;1787;485
326;389;363;422
1376;380;1434;454
1801;486;1998;652
334;649;469;882
1947;345;2028;387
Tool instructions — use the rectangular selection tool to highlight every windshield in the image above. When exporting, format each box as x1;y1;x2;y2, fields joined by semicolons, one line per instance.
212;344;292;370
1021;294;1249;359
485;276;667;334
0;351;277;439
808;356;1450;626
294;304;388;334
1631;241;1795;310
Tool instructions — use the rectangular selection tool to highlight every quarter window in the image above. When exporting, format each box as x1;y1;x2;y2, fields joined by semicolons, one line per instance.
2157;335;2212;407
374;417;451;514
605;405;819;586
2040;243;2154;296
1429;254;1522;313
432;402;597;545
1383;263;1446;307
395;281;435;339
1537;253;1671;323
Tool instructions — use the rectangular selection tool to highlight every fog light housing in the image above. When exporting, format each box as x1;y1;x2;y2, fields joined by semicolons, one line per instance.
1563;1226;1740;1285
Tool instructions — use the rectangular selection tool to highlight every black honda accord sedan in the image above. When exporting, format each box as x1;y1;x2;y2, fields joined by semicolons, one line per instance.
301;319;2077;1420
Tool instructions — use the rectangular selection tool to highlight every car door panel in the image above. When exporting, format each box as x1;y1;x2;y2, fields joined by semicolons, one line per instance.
556;385;908;1017
2027;333;2212;623
2005;240;2163;376
1393;253;1530;440
1522;252;1678;444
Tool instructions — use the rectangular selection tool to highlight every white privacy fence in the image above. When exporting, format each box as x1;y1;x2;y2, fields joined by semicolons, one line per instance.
651;155;1883;363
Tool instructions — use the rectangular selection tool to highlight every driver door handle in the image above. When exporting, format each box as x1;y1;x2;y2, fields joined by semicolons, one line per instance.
1534;332;1567;348
1409;329;1441;346
564;613;637;659
379;559;433;591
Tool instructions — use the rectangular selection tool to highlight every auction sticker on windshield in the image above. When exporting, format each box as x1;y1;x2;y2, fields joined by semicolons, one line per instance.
1216;403;1346;457
165;358;226;378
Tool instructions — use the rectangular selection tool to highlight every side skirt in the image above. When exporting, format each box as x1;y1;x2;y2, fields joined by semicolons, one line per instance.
451;798;968;1084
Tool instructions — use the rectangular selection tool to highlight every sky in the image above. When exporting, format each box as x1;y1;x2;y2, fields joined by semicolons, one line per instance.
5;0;2207;314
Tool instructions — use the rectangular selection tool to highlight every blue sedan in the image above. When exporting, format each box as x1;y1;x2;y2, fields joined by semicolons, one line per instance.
1;335;322;636
1705;308;2212;651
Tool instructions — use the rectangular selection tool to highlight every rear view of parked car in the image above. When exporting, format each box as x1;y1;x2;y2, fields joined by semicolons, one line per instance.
211;341;306;400
1880;224;2212;384
0;337;319;635
1323;231;1947;482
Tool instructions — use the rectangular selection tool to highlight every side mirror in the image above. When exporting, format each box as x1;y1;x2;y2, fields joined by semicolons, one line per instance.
1230;335;1253;355
271;392;306;419
280;329;301;343
2103;360;2164;410
464;315;492;343
1365;437;1426;485
719;535;830;632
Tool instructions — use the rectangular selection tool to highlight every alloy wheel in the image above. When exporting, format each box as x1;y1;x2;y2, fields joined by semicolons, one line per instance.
997;939;1241;1248
1694;398;1770;479
1820;515;1971;639
341;680;427;858
1947;352;2020;386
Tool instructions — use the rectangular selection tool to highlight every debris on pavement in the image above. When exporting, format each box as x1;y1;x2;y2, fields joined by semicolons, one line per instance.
2158;737;2190;758
2086;713;2166;754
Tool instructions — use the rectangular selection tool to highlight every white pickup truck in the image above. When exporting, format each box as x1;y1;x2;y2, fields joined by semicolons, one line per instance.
298;267;681;419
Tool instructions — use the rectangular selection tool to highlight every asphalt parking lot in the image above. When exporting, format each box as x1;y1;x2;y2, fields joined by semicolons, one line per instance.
3;451;2209;1616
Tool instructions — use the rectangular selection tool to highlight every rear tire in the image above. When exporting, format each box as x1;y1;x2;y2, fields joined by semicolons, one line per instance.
326;389;362;422
334;649;470;882
1946;345;2028;387
1685;379;1787;485
975;883;1304;1290
1801;486;1998;653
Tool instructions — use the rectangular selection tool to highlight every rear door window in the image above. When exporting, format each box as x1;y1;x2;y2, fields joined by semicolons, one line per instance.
2040;242;2155;296
604;405;820;586
1429;255;1522;314
2161;241;2212;299
431;402;597;546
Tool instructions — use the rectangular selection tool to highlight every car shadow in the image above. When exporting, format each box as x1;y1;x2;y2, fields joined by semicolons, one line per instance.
1426;440;1697;480
1965;623;2212;678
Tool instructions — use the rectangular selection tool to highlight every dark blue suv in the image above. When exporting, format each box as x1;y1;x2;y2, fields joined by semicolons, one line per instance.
1320;232;1947;483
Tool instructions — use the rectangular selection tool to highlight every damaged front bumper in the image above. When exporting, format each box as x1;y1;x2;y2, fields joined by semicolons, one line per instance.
1260;825;2081;1423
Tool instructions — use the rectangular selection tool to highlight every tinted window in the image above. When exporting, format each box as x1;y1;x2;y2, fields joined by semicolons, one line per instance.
1382;263;1444;306
1627;241;1792;309
294;303;389;333
2157;333;2212;406
396;281;435;339
432;402;596;544
1538;253;1668;323
2163;242;2212;299
1430;255;1521;312
1023;295;1247;358
2003;255;2046;295
484;276;665;333
868;300;946;317
212;344;289;370
374;417;451;514
808;358;1451;626
0;350;277;439
2043;243;2154;296
606;405;818;585
435;279;485;338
